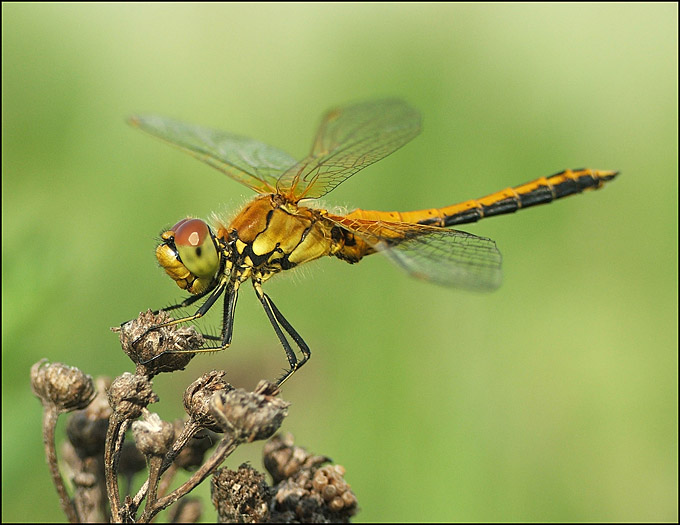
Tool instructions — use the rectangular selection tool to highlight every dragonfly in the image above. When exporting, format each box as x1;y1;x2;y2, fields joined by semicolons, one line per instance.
128;99;618;385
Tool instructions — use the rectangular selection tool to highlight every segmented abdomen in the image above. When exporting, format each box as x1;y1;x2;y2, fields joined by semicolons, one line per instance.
346;168;618;227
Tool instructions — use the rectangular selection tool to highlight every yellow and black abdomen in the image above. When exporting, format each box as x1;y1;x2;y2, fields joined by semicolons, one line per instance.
347;168;618;227
432;168;618;227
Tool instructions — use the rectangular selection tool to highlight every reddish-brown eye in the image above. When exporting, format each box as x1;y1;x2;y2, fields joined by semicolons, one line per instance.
170;218;191;232
170;218;220;279
174;219;210;247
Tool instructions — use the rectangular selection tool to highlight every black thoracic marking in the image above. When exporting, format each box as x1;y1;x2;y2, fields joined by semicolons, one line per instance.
332;226;357;247
331;228;364;264
263;208;275;231
196;246;202;256
278;253;296;271
271;223;313;271
331;226;343;243
243;239;271;267
235;226;308;272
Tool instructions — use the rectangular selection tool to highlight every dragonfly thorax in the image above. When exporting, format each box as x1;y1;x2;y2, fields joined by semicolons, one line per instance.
215;194;338;283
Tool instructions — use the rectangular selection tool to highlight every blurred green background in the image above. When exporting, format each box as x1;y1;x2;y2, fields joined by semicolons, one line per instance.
2;3;677;522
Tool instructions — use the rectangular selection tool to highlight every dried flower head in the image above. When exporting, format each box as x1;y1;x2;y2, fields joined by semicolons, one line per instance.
66;410;109;459
65;377;112;458
264;433;331;484
209;382;289;442
264;435;358;522
271;463;358;522
312;465;357;514
183;370;233;432
115;310;202;376
118;440;147;481
107;372;158;420
31;359;96;413
132;411;175;457
211;464;271;523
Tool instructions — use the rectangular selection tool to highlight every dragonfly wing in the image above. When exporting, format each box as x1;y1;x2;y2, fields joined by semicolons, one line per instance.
130;115;297;194
376;228;503;291
277;99;421;201
327;215;503;291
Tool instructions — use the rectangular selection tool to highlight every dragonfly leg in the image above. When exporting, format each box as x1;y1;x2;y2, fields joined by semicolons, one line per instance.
155;289;210;314
253;281;311;386
134;279;241;364
218;282;239;347
181;285;238;343
119;285;213;330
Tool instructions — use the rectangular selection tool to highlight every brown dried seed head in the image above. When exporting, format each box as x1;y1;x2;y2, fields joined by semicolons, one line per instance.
115;310;201;376
31;359;96;413
209;388;289;442
329;496;345;512
183;370;233;432
211;464;271;523
312;472;328;491
66;409;109;459
341;490;357;507
118;441;147;479
265;435;358;522
107;372;158;420
263;433;331;484
322;483;338;502
132;411;175;457
253;379;281;397
309;465;358;515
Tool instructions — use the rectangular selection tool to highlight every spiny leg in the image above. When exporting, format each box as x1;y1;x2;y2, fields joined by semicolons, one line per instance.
149;291;225;341
219;282;239;347
119;285;213;330
253;281;311;386
156;287;212;314
136;280;240;364
188;284;240;342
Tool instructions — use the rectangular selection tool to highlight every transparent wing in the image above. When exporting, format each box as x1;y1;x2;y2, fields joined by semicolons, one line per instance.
277;99;421;201
129;115;297;194
326;215;503;291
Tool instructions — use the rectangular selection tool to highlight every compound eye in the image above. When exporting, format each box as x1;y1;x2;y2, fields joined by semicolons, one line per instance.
173;219;219;278
174;218;209;248
170;218;191;232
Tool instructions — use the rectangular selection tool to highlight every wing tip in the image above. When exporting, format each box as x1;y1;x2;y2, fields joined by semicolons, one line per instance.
127;115;143;128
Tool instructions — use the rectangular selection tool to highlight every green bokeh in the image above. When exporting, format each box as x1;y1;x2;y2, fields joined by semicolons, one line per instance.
2;3;677;522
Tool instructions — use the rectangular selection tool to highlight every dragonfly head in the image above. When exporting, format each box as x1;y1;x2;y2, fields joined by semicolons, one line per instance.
156;218;221;294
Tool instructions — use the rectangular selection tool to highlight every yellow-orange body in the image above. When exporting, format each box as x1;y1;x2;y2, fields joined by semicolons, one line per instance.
129;100;618;385
220;195;336;279
160;168;614;295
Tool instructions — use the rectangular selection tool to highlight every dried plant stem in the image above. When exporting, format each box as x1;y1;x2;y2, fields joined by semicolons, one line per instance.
144;455;163;514
67;448;108;523
139;433;241;522
156;462;179;499
160;420;203;475
130;419;202;512
42;408;80;523
104;416;130;521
